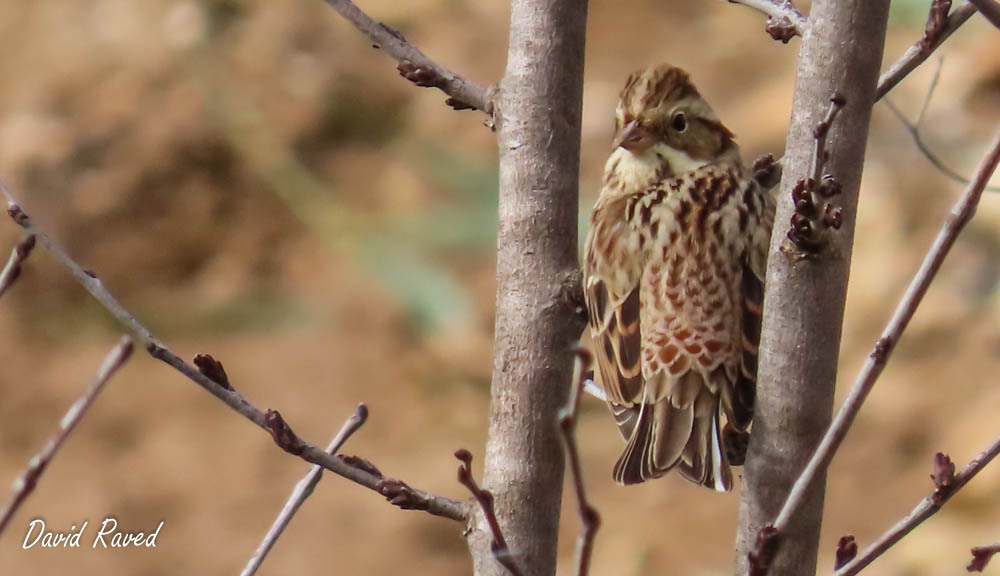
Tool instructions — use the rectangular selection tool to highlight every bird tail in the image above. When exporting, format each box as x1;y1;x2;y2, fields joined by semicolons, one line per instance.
677;408;733;492
612;392;732;491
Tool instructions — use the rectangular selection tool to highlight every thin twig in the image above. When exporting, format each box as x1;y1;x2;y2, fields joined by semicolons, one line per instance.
455;449;524;576
787;93;846;253
558;348;601;576
0;233;35;298
914;57;941;128
876;2;977;102
760;128;1000;562
319;0;492;114
1;181;467;523
834;437;1000;576
967;0;1000;28
728;0;808;42
755;2;976;189
582;379;607;402
884;59;1000;193
809;95;845;183
968;542;1000;573
0;337;133;538
241;404;369;576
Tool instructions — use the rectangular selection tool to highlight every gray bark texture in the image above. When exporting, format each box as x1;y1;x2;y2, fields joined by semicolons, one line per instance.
467;1;589;576
734;1;891;575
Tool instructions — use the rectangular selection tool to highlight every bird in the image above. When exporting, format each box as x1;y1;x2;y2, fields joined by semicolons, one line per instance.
583;64;774;491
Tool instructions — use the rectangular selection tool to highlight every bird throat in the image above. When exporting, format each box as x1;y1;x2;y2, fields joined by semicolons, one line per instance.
603;143;706;197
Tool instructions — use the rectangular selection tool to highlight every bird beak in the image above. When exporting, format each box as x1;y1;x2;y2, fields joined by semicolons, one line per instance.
613;120;655;153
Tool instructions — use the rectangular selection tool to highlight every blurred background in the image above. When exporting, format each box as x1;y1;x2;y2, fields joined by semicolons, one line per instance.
1;1;999;574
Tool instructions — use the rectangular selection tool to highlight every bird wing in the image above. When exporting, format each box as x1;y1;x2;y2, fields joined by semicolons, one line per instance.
747;182;775;281
586;277;644;438
583;193;647;441
722;181;775;465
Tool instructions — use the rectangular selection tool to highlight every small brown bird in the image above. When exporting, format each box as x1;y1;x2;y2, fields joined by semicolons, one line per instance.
584;64;774;490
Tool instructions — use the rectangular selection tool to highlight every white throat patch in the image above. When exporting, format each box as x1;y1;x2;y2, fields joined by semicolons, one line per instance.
604;143;708;195
650;142;709;174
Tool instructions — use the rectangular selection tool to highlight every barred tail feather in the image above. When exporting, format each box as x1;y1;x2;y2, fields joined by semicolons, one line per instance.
612;399;694;485
677;410;733;492
610;403;639;443
612;402;653;485
612;400;733;491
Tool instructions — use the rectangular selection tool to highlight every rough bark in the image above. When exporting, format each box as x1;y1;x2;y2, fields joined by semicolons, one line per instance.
467;2;589;576
734;2;890;575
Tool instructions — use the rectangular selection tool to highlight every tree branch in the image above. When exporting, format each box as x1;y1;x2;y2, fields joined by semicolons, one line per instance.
834;436;1000;576
884;59;1000;193
558;348;600;576
753;1;977;188
471;0;588;574
241;404;369;576
0;337;133;539
763;127;1000;574
456;449;524;576
966;0;1000;29
875;1;977;102
734;1;892;574
1;181;468;524
319;0;492;114
0;233;35;298
728;0;808;42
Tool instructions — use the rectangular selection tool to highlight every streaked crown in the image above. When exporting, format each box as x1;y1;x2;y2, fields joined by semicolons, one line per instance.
613;64;735;164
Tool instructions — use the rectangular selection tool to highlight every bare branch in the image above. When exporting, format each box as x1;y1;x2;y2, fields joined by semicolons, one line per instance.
876;2;977;102
766;128;1000;560
0;233;35;298
808;95;845;183
241;404;369;576
728;0;808;42
473;0;587;573
967;0;1000;28
834;438;1000;576
1;181;467;523
319;0;492;114
558;348;600;576
884;60;1000;193
787;93;846;253
582;378;607;402
455;449;524;576
735;2;892;572
968;543;1000;573
751;2;978;188
0;337;133;538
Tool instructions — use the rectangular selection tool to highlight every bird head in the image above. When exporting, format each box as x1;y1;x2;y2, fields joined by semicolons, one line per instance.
611;64;737;175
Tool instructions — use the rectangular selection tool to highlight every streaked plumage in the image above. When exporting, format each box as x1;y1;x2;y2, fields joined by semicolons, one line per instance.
584;64;774;490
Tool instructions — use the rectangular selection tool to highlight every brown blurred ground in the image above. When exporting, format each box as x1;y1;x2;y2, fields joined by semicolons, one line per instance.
1;1;1000;575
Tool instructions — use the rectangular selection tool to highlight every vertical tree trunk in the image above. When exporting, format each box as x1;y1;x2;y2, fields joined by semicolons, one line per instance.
469;2;589;576
734;1;890;575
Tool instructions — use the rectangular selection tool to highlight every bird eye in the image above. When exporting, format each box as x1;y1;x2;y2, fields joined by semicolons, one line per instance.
671;112;687;133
